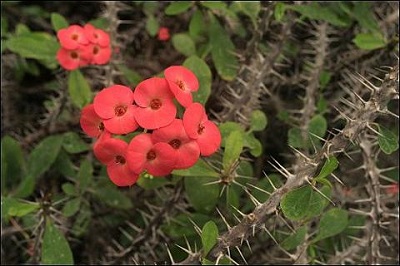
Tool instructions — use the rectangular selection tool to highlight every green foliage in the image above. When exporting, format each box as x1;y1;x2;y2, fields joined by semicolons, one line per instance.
281;185;331;221
281;226;307;251
173;159;219;178
172;33;196;56
183;55;212;104
1;196;40;221
312;208;349;243
378;125;399;154
50;12;69;31
314;156;338;184
117;64;143;87
223;130;243;172
185;176;220;213
249;110;268;132
145;15;159;37
62;197;81;217
353;33;387;50
62;132;89;154
68;69;92;108
41;220;74;264
1;136;26;193
201;221;219;256
92;183;133;209
165;2;193;15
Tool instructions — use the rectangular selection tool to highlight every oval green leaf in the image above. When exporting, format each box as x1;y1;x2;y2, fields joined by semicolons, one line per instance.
281;226;307;251
172;33;196;56
62;132;89;154
165;2;192;15
185;176;220;214
146;15;159;37
312;208;348;243
68;69;92;108
41;220;74;264
223;130;244;172
353;33;386;50
378;125;399;154
201;221;219;256
62;198;81;217
51;12;69;31
250;110;268;132
173;159;219;178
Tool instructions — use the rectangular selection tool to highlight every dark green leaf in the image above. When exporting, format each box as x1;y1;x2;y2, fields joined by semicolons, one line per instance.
62;183;77;196
53;150;76;178
165;2;192;15
78;160;93;192
183;55;212;104
201;221;219;255
251;174;282;203
288;3;349;27
219;122;244;147
93;185;133;209
244;133;263;157
281;226;307;251
319;70;331;90
250;110;268;132
274;2;287;21
1;136;26;193
162;213;210;238
312;208;348;243
314;156;339;180
378;125;399;154
62;198;81;217
142;2;159;16
62;132;89;154
50;13;69;31
27;135;64;179
172;33;196;56
41;220;74;264
68;69;92;108
226;185;239;211
117;64;142;87
88;18;109;30
223;130;243;172
317;96;328;114
233;2;260;27
309;114;327;139
1;196;40;220
146;15;159;37
173;159;219;178
189;10;204;40
353;33;386;50
209;14;239;81
352;2;380;34
185;176;220;213
15;23;30;35
288;127;304;148
137;173;169;189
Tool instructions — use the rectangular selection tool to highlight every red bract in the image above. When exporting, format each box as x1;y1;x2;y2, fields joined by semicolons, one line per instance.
157;27;170;41
93;137;139;186
134;77;176;129
93;85;139;134
57;25;89;50
127;133;176;176
164;66;199;107
84;23;110;47
83;44;112;65
80;104;105;138
57;47;90;71
152;119;200;169
183;103;221;156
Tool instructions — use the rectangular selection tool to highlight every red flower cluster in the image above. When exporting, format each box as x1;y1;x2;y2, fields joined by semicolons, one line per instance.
80;66;221;186
56;24;112;71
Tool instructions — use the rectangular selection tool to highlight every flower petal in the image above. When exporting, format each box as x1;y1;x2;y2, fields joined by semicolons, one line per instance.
92;45;112;65
93;137;128;165
56;48;80;71
103;105;139;134
174;141;200;169
134;100;176;130
126;133;153;174
166;79;193;107
146;142;176;176
164;65;199;92
107;163;139;187
134;77;174;107
183;102;207;139
93;85;134;119
196;120;221;156
80;104;104;137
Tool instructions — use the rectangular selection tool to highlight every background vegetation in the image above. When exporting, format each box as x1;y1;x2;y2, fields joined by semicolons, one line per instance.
1;1;399;264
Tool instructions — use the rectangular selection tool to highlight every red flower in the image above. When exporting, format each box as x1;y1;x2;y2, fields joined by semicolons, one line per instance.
84;23;110;47
57;25;89;50
164;66;199;107
93;85;139;134
83;44;112;65
80;104;106;138
126;133;176;176
152;119;200;169
93;137;139;186
133;77;176;129
183;103;221;156
56;47;90;71
157;27;170;41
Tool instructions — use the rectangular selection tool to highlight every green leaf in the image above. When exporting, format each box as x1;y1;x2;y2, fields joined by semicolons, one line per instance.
173;159;219;178
189;10;205;40
162;213;211;238
314;156;338;182
62;198;81;217
309;114;327;139
6;32;59;67
319;70;331;90
172;33;196;56
249;110;268;132
274;2;287;22
288;3;349;27
226;185;240;211
352;2;380;34
353;33;386;50
15;23;30;35
78;160;93;192
281;226;307;251
209;14;239;81
312;208;348;243
251;174;283;203
234;2;260;27
62;132;89;154
183;55;212;104
93;185;133;209
378;125;399;154
219;122;244;147
165;2;192;15
316;96;328;114
244;133;263;157
185;176;220;213
142;2;159;16
27;135;64;180
223;130;244;172
68;69;92;108
88;18;109;30
1;197;40;220
146;15;159;37
41;220;74;264
62;183;77;196
200;2;227;10
1;136;26;193
137;173;169;189
117;64;142;87
53;150;76;178
288;127;304;148
281;185;331;221
50;12;69;31
201;221;219;255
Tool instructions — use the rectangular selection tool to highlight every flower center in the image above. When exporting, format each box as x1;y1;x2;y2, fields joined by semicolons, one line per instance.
71;34;79;41
147;150;156;161
94;33;99;39
70;51;79;59
197;124;205;135
114;105;127;116
98;122;105;131
176;80;185;91
93;46;99;55
150;99;162;110
115;155;126;165
169;139;181;149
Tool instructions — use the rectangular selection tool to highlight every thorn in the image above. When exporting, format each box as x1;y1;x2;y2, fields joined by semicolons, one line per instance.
230;204;246;218
225;251;240;265
348;208;371;216
247;183;271;196
188;218;202;236
245;240;252;253
331;173;345;186
267;157;292;179
119;227;133;242
215;253;224;265
164;243;175;264
235;246;248;264
243;188;262;206
175;243;192;254
308;131;328;143
262;225;295;259
216;208;231;230
305;179;336;206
